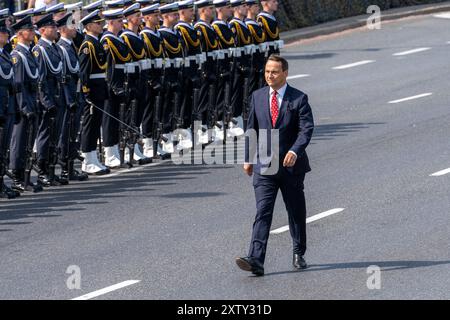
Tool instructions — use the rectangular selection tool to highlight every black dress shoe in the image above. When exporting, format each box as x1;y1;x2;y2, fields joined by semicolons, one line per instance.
0;187;16;199
137;157;153;165
37;175;52;187
12;181;43;193
293;254;308;270
56;174;69;185
3;183;20;198
235;257;264;276
68;169;89;181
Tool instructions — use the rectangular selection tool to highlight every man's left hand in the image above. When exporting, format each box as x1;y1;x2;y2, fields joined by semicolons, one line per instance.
283;152;297;167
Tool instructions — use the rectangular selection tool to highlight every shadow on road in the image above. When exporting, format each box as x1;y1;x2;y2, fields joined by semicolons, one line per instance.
311;122;384;142
0;162;232;230
263;260;450;277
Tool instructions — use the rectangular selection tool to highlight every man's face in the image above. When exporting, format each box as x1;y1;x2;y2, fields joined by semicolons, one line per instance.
41;25;58;41
20;28;36;42
249;4;260;16
60;25;77;39
87;20;104;35
0;32;9;46
265;60;288;88
128;12;142;25
237;4;248;17
164;12;179;26
144;13;160;26
264;0;278;11
180;8;194;22
111;18;123;32
205;6;214;21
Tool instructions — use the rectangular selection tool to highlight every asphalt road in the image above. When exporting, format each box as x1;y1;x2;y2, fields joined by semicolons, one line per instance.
1;13;450;300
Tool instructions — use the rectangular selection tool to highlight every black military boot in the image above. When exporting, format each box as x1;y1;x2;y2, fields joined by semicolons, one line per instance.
62;160;88;182
34;160;52;187
11;169;43;193
0;177;16;199
10;169;25;193
2;181;20;198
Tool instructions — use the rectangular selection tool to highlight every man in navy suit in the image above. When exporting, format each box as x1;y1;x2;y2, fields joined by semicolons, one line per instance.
236;54;314;276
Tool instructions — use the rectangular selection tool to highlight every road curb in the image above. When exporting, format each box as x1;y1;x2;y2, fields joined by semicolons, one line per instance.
281;1;450;43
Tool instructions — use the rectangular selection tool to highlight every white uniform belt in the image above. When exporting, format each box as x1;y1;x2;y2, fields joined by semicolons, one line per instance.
89;73;106;79
138;59;152;71
152;58;164;69
165;58;183;68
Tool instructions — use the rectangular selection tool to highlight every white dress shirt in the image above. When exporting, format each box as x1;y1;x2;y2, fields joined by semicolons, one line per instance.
268;82;287;117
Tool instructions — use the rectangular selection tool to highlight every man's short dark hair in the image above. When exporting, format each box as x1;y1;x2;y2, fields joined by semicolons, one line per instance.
266;54;289;71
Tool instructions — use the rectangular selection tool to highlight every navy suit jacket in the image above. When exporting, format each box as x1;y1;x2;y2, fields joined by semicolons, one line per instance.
245;84;314;175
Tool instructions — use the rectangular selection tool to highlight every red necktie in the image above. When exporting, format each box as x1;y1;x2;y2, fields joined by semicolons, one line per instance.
271;90;279;127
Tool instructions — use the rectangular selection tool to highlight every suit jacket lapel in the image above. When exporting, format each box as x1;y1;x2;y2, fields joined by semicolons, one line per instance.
274;85;290;129
262;86;272;129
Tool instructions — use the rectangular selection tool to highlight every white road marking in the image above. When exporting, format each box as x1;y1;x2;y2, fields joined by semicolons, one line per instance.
392;47;431;56
71;280;140;300
388;93;432;104
430;168;450;177
433;12;450;19
332;60;375;70
270;208;345;235
287;74;310;80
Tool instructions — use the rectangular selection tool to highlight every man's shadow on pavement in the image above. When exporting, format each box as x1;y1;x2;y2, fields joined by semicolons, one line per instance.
262;260;450;277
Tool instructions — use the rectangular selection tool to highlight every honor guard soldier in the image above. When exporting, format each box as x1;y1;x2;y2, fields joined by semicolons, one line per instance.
257;0;283;57
0;10;20;199
158;2;185;155
31;6;47;42
56;13;89;181
101;8;133;168
78;9;110;175
64;2;85;52
140;3;165;158
212;0;244;138
9;15;43;193
245;0;266;93
121;3;153;163
10;9;38;50
194;0;222;143
33;13;68;187
174;0;200;149
229;0;252;131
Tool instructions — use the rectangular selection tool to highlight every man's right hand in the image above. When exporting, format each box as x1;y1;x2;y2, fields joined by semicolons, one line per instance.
243;163;253;176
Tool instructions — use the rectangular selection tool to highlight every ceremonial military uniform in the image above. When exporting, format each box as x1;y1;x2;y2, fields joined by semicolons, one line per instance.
229;10;253;122
245;16;266;93
0;11;19;198
56;14;88;181
159;24;184;135
257;10;282;57
140;4;165;157
121;3;152;162
212;15;236;134
194;17;220;133
78;10;110;175
100;16;133;166
32;14;67;186
9;16;42;192
175;17;202;131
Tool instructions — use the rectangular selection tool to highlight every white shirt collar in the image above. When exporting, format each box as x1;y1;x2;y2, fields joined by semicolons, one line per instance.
269;83;287;98
41;37;53;46
17;42;31;51
60;37;72;45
